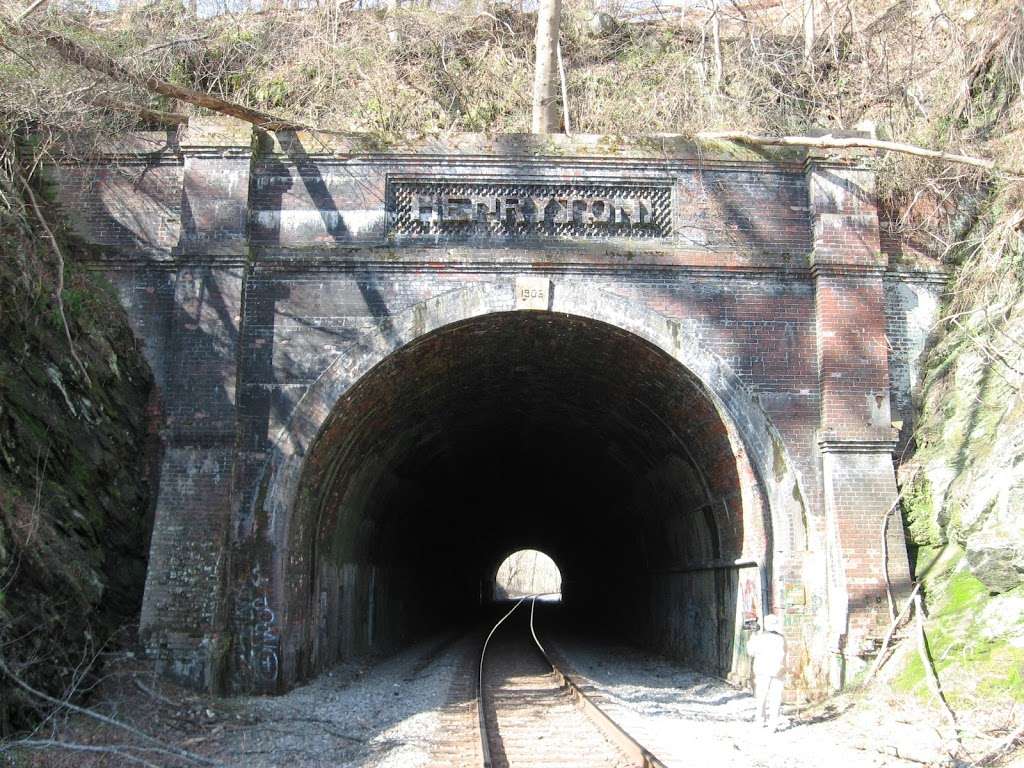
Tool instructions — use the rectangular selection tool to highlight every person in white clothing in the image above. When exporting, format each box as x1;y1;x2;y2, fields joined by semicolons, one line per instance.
747;613;786;731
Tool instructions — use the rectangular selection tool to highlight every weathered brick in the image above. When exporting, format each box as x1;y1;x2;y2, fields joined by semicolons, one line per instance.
53;122;944;698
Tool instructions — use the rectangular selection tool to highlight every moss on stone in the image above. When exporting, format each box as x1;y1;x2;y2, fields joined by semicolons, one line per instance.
939;570;989;614
903;473;941;547
894;550;1024;706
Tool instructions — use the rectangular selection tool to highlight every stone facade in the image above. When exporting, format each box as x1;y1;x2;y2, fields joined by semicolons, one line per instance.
52;119;945;698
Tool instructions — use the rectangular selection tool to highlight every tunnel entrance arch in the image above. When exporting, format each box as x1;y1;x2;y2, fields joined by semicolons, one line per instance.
242;278;815;692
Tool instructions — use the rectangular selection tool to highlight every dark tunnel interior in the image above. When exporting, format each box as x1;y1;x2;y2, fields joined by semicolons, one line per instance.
293;311;763;680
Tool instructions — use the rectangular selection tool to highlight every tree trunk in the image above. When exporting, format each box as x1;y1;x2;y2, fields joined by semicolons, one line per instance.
802;0;815;65
386;0;401;43
531;0;563;133
556;41;571;133
711;0;723;89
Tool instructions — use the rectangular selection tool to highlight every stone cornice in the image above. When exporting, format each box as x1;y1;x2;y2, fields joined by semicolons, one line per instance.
810;261;888;279
83;255;815;280
819;438;898;454
81;242;816;278
255;129;810;166
179;146;253;160
883;267;948;286
55;121;813;169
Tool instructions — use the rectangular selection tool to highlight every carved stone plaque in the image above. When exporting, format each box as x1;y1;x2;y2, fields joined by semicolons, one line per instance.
515;276;551;310
388;178;672;239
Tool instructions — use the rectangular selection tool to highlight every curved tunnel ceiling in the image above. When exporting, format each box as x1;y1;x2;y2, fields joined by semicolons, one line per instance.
302;311;750;603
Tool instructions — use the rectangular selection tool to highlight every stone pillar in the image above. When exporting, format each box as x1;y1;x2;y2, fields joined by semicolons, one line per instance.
139;118;253;691
807;151;912;679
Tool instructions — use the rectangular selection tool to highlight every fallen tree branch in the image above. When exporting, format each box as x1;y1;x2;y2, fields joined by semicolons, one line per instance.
971;721;1024;766
880;496;901;623
0;655;219;767
851;741;933;765
863;581;921;686
14;0;50;22
88;94;188;126
696;131;1017;174
139;34;209;55
913;592;960;740
37;30;301;131
0;740;164;768
132;675;178;708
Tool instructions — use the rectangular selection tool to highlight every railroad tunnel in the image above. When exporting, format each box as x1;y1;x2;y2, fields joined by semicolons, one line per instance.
286;310;771;684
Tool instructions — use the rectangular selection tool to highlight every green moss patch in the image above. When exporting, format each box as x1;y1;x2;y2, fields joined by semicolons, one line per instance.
894;553;1024;707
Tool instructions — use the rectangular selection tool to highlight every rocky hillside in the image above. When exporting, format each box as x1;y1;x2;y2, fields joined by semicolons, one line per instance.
892;186;1024;716
0;190;156;733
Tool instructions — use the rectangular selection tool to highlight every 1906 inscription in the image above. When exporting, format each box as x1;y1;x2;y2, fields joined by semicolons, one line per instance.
389;178;672;239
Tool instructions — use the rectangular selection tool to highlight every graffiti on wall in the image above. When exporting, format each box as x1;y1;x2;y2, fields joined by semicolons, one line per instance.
235;564;280;690
728;566;764;686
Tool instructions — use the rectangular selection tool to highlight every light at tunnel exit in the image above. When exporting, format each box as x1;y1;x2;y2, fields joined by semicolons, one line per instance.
493;549;562;601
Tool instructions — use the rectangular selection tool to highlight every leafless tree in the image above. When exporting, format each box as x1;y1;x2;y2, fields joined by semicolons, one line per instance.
532;0;563;132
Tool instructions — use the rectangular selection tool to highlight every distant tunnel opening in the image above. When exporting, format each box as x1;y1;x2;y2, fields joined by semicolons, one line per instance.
493;549;562;602
291;311;769;682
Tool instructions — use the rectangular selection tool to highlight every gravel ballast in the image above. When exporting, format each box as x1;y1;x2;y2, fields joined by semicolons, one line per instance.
208;632;478;768
550;635;947;768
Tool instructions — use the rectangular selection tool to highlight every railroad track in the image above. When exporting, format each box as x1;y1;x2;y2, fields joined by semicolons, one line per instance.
476;598;667;768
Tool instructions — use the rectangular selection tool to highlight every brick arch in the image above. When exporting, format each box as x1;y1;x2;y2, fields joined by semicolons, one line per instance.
243;277;814;690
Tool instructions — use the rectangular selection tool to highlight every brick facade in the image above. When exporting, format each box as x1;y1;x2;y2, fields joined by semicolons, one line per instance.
52;120;944;697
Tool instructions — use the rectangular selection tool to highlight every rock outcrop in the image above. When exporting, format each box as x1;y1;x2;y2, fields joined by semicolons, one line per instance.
0;251;156;734
904;211;1024;595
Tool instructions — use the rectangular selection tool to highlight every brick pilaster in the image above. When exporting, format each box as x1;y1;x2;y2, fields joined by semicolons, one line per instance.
808;152;912;663
176;117;253;255
140;118;253;690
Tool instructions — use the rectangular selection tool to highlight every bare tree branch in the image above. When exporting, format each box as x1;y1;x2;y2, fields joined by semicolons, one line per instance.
13;166;91;385
88;94;188;126
913;592;960;737
556;41;571;134
880;497;901;623
0;655;220;767
696;131;1018;174
14;0;51;22
139;35;209;56
1;739;165;768
133;675;178;708
970;721;1024;766
863;581;921;685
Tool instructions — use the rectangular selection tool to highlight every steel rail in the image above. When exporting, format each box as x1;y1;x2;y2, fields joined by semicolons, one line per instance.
477;594;668;768
527;597;669;768
477;596;531;768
